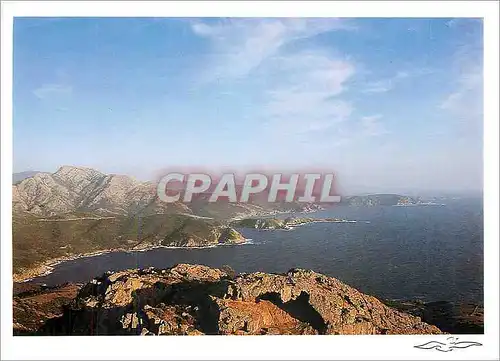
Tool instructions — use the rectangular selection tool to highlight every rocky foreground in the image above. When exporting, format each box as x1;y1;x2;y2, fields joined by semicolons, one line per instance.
14;264;443;335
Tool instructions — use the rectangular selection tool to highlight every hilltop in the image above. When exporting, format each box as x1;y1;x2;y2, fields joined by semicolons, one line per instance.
13;264;442;335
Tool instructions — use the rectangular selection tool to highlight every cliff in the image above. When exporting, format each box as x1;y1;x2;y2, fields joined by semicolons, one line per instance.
14;264;442;335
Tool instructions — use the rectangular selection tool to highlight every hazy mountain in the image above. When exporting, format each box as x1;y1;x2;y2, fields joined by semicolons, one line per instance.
13;171;43;184
13;165;427;218
340;194;417;207
12;165;190;217
12;165;328;219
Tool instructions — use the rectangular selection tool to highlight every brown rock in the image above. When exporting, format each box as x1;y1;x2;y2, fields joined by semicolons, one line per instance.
15;264;442;335
217;298;317;335
224;269;442;335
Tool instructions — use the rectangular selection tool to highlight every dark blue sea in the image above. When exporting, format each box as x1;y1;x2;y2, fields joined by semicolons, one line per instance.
30;198;483;303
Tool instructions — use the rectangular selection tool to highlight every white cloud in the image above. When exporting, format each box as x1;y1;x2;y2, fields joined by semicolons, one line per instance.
360;115;388;137
190;18;355;81
440;32;483;131
263;51;355;136
441;17;482;128
190;18;359;145
304;114;388;150
440;65;482;123
445;18;482;29
33;83;72;99
362;71;409;93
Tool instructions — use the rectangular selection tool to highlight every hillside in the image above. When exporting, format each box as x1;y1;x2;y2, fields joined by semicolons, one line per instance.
13;214;245;279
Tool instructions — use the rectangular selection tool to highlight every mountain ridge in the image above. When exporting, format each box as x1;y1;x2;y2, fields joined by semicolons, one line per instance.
13;166;190;217
12;165;330;219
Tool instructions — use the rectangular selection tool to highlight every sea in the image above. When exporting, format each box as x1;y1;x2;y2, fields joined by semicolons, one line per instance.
29;197;484;304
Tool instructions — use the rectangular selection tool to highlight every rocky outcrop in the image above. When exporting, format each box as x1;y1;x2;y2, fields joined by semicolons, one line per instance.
221;269;441;335
16;264;442;335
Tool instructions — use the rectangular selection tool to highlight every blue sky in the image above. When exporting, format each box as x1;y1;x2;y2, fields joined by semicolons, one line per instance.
13;17;483;193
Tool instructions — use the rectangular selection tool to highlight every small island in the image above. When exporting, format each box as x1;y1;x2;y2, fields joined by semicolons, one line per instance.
231;217;355;230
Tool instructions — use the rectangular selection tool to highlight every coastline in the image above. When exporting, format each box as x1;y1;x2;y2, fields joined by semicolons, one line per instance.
13;239;256;283
241;219;361;231
232;216;361;231
283;219;360;230
13;207;322;283
13;248;126;283
227;205;325;222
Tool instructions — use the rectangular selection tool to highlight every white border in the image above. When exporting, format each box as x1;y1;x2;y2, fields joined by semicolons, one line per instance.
1;1;499;360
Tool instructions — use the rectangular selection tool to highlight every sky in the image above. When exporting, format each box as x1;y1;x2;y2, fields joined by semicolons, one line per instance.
13;17;483;194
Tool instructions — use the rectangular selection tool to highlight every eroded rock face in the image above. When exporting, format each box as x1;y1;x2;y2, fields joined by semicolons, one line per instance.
216;298;318;335
224;269;442;335
16;264;442;335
